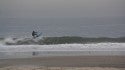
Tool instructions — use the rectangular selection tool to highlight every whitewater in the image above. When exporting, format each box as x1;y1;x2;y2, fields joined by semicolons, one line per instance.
0;41;125;59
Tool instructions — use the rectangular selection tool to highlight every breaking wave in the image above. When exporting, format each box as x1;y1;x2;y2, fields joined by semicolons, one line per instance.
0;36;125;45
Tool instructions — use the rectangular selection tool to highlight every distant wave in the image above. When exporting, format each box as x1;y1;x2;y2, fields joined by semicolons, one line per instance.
0;36;125;45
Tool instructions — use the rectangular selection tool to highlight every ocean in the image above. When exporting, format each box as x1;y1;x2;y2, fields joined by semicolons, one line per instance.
0;17;125;65
0;43;125;59
0;17;125;38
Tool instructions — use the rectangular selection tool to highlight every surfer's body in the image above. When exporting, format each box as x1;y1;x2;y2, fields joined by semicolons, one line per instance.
32;31;42;38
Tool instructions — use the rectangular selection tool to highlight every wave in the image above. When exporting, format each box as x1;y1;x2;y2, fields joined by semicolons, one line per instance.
0;36;125;45
0;43;125;59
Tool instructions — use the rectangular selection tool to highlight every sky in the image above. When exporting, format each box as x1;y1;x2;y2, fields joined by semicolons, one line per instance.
0;0;125;18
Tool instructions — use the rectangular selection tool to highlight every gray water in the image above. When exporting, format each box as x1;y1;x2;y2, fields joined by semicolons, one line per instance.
0;17;125;38
1;51;125;59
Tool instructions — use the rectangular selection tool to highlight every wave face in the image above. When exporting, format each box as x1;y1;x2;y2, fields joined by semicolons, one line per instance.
0;37;125;45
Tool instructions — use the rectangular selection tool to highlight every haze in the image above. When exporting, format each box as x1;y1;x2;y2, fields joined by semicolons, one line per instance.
0;0;125;18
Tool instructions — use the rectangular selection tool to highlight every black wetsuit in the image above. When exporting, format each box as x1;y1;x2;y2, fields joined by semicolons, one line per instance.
32;31;37;38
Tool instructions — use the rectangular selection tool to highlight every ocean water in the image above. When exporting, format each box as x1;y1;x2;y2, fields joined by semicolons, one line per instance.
1;17;125;58
0;43;125;59
0;17;125;38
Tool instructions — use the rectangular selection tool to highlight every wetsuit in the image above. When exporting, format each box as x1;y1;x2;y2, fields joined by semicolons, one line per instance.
32;31;37;38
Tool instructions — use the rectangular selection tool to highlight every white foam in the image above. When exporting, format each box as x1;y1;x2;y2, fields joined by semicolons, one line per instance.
0;43;125;59
1;43;125;51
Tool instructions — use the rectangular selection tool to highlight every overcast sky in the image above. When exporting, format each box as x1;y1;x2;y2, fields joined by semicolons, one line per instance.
0;0;125;18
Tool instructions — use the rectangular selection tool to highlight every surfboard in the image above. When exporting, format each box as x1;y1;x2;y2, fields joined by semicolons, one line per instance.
36;32;42;37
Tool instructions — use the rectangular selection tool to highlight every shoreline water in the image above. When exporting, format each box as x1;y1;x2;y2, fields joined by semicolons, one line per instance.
0;43;125;59
0;56;125;68
0;43;125;69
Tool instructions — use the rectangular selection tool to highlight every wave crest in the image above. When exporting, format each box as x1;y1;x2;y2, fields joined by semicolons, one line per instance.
0;36;125;45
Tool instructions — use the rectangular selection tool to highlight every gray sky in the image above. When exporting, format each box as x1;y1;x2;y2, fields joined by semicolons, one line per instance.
0;0;125;18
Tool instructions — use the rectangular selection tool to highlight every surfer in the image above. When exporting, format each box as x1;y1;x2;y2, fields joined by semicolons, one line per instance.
32;31;42;38
32;31;38;38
